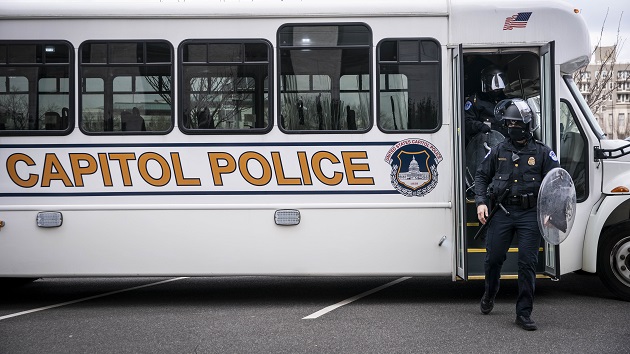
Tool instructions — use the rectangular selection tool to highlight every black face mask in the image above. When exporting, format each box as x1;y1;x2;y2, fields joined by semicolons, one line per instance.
487;90;503;102
508;127;530;143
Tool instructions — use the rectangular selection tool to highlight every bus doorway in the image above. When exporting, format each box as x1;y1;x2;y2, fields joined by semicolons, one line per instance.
457;49;554;280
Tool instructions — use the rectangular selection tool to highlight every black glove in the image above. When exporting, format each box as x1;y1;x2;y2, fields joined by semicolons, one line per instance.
480;124;491;133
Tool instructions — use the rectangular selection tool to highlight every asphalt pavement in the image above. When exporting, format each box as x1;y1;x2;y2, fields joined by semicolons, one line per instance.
0;272;628;353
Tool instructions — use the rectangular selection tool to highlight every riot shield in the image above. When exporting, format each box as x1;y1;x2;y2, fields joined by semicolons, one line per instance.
465;130;505;200
537;167;577;245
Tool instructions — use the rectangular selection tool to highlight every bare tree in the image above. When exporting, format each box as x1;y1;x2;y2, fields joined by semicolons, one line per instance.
144;75;171;106
573;9;630;138
0;89;29;130
188;75;255;129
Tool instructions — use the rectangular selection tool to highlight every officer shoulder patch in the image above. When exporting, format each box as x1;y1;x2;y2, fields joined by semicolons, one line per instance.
549;150;558;161
464;101;472;111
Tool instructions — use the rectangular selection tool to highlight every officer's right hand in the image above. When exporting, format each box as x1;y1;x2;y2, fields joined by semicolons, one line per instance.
480;124;491;133
477;204;489;224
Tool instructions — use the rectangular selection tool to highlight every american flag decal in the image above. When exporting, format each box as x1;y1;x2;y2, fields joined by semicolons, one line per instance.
503;12;532;30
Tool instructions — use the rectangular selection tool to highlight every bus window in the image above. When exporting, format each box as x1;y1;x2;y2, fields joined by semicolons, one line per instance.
179;40;271;132
0;42;72;134
559;100;588;201
377;39;441;132
79;41;173;134
278;24;371;132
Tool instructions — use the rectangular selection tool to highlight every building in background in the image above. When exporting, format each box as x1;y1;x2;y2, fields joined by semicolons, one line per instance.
576;46;630;139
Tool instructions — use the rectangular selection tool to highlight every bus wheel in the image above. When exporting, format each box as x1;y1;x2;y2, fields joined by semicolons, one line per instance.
598;221;630;301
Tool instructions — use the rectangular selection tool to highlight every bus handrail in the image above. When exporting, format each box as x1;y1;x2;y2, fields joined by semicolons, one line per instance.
594;143;630;160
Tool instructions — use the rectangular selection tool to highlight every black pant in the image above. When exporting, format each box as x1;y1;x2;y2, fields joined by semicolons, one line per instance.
484;206;540;317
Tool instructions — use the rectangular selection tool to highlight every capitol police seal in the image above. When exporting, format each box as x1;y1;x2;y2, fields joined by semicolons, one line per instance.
385;138;443;197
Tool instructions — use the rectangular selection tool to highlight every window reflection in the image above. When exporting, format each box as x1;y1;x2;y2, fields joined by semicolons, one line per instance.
278;25;371;131
377;39;441;132
80;41;172;133
0;42;72;133
180;40;270;131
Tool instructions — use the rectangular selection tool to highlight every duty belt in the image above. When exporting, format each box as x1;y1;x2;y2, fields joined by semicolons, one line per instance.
505;196;522;205
505;194;537;209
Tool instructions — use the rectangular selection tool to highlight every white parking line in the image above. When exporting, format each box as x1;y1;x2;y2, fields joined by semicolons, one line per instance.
302;276;411;319
0;277;188;321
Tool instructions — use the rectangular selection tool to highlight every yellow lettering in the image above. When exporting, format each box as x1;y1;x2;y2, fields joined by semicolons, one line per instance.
98;153;113;187
311;151;343;186
208;152;236;186
138;152;171;187
297;151;312;185
271;152;302;185
171;152;201;186
109;153;136;186
41;153;73;187
69;153;98;187
239;151;272;186
342;151;374;185
6;153;38;188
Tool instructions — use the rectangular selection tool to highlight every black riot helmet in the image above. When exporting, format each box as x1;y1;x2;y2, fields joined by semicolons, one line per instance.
494;98;536;141
480;66;509;93
494;98;533;127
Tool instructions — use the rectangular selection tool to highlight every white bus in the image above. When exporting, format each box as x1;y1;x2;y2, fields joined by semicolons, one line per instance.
1;0;630;301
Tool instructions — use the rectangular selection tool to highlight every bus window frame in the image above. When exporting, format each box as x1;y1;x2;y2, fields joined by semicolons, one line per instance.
277;22;373;134
564;74;606;140
559;98;589;202
78;39;174;136
0;40;74;136
376;37;442;134
178;38;273;135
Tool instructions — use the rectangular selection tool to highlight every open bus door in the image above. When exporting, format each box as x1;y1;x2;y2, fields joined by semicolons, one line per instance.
456;43;560;280
539;41;561;279
452;44;467;280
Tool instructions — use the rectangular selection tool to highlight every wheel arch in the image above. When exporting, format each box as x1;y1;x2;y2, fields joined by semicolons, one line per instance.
583;196;630;273
595;219;630;301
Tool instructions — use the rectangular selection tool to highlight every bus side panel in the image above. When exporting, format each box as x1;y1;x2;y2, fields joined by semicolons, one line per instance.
0;12;453;277
580;135;630;272
0;208;452;276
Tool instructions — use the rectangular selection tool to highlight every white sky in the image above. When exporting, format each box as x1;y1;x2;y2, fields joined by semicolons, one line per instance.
569;0;630;62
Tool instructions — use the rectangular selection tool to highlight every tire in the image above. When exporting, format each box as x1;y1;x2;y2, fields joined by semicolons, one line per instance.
597;221;630;301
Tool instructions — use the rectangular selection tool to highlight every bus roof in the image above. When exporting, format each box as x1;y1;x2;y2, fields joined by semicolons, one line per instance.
0;0;590;69
0;0;450;18
0;0;586;19
449;0;590;70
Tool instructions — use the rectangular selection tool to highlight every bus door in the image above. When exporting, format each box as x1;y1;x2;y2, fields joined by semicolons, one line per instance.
452;45;467;280
455;44;559;280
539;41;560;278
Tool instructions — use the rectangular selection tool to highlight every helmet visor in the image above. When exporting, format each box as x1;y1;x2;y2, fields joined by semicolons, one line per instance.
512;99;533;124
494;98;533;124
481;72;508;92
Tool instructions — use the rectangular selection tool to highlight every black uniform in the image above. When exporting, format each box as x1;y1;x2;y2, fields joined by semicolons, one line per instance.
464;92;508;144
474;137;559;318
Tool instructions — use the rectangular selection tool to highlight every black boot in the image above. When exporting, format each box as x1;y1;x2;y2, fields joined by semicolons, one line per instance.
480;293;495;315
515;315;537;331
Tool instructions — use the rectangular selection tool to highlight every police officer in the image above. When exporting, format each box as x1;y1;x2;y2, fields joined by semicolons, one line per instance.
464;66;509;144
474;98;559;331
